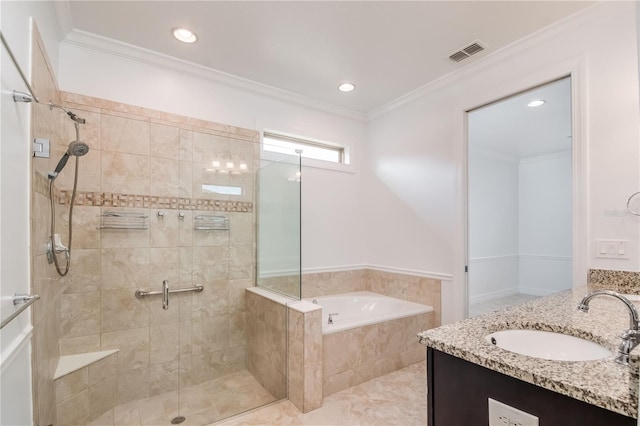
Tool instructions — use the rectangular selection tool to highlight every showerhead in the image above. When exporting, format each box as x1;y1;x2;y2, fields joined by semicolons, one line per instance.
48;141;90;179
68;141;89;156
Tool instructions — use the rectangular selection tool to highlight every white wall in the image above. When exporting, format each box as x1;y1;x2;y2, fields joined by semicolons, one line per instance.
467;150;573;302
519;153;572;295
1;1;61;424
366;2;640;324
57;36;368;272
467;149;520;303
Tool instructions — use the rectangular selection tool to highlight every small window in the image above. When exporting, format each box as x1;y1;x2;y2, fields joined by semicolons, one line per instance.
263;132;347;164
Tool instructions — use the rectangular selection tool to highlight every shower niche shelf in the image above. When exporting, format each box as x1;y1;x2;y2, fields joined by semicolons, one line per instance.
194;215;229;231
100;211;149;230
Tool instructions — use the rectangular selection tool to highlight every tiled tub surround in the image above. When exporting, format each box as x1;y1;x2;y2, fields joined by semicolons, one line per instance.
29;90;263;423
247;286;434;412
298;269;441;398
419;287;640;418
323;308;434;397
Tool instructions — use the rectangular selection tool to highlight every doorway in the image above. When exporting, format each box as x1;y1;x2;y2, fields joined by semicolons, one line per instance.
467;77;573;317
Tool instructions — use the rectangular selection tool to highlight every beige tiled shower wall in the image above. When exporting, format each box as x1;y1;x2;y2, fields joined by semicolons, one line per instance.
245;290;288;400
54;353;118;425
302;268;442;327
31;90;260;408
30;24;65;426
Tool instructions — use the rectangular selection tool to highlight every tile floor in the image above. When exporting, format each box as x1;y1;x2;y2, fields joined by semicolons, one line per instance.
88;370;277;426
88;362;427;426
215;362;427;426
469;293;541;317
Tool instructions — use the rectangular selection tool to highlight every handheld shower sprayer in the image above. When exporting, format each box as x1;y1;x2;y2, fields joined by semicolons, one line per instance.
48;124;90;180
47;118;89;277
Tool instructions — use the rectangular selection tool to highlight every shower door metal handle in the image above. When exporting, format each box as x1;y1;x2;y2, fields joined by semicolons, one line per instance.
162;280;169;310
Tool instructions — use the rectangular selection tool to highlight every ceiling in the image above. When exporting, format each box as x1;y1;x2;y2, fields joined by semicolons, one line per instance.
468;76;572;160
61;1;596;114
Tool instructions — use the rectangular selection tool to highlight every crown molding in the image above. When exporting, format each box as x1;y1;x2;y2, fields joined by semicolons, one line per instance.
60;29;366;123
366;1;631;121
53;1;626;123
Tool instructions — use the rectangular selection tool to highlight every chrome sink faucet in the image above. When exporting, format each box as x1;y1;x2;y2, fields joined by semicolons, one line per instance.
577;290;640;365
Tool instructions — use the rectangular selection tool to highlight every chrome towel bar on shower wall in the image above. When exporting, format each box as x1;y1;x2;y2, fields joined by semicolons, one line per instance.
0;294;40;330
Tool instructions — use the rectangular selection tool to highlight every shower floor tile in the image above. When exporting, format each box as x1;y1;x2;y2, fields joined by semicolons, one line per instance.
89;370;277;426
213;362;428;426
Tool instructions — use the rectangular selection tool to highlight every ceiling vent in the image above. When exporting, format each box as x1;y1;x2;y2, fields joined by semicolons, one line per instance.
448;40;487;63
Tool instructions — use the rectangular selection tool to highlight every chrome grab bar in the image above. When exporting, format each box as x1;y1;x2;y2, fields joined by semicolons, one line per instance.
1;294;40;330
135;281;204;299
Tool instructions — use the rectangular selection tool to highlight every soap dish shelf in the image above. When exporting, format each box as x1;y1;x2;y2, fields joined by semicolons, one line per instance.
100;211;149;230
193;215;229;231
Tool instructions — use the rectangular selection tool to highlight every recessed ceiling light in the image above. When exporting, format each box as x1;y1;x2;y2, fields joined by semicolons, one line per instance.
338;83;355;92
172;27;197;43
527;99;545;107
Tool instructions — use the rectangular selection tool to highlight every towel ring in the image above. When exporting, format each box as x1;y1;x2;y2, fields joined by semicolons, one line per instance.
626;191;640;216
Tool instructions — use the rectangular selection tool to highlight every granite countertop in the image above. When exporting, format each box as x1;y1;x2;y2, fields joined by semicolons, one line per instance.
418;286;640;419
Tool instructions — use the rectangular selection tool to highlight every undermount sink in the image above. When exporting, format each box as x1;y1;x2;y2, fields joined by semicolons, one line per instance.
485;329;611;361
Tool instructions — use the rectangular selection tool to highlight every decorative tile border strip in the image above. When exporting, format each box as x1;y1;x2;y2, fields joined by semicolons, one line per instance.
34;173;253;213
55;190;253;212
588;268;640;293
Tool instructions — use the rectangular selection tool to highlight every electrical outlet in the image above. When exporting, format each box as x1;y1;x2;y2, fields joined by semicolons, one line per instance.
488;398;539;426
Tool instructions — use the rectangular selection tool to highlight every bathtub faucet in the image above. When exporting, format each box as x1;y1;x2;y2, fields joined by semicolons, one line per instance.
328;313;339;324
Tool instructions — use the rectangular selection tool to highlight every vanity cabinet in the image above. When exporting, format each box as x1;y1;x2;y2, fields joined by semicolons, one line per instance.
427;348;636;426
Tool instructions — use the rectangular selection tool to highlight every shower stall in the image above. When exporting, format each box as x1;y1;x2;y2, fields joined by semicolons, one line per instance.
30;95;301;425
9;25;301;424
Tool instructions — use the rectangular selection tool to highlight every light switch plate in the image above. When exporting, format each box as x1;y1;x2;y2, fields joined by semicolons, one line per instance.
595;239;630;259
488;398;539;426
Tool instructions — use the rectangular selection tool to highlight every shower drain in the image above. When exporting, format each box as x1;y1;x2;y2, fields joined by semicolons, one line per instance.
171;416;186;424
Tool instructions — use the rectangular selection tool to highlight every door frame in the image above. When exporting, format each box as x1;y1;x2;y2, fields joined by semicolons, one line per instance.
461;61;588;319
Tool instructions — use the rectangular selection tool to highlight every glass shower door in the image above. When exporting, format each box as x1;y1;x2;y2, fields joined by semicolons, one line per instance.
176;134;283;425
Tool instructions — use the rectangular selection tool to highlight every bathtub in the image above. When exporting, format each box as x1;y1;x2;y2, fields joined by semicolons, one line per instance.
308;291;435;397
307;291;434;334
